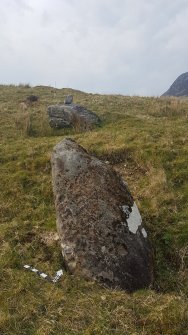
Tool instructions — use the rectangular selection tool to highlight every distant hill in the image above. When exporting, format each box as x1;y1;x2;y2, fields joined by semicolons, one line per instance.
162;72;188;97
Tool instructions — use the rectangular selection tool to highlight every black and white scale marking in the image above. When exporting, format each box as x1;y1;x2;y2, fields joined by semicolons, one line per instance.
23;265;63;283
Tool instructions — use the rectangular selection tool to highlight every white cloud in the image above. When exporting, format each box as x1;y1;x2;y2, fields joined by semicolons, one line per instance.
0;0;188;95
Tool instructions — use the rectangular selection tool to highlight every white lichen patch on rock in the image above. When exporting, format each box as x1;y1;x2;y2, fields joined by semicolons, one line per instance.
141;228;147;238
122;202;142;234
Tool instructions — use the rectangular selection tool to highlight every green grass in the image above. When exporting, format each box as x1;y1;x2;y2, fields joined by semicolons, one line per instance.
0;85;188;334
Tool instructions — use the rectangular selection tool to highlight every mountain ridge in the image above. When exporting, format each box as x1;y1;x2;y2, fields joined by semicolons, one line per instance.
162;72;188;96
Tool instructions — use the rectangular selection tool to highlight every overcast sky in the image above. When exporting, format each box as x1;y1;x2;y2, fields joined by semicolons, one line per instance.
0;0;188;95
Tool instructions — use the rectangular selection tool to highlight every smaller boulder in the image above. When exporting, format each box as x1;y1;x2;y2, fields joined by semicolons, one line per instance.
26;95;39;103
64;95;73;105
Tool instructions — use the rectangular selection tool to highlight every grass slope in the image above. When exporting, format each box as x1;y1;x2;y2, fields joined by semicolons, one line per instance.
0;85;188;334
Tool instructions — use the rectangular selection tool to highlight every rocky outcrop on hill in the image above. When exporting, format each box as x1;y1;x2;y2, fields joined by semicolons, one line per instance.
51;138;153;291
47;96;100;129
162;72;188;97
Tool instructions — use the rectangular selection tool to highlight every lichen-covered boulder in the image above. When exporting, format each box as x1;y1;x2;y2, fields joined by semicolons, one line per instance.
47;105;73;129
51;138;153;291
47;98;100;129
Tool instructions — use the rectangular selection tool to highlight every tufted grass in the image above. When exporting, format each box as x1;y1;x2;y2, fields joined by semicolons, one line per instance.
0;85;188;334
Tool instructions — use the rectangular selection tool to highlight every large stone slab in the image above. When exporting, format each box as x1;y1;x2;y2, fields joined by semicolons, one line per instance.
51;139;153;291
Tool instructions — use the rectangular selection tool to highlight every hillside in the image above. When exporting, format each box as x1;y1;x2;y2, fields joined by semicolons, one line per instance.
0;85;188;335
162;72;188;97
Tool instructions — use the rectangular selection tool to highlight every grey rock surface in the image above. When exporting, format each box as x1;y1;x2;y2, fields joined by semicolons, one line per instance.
47;98;100;129
51;138;153;291
162;72;188;97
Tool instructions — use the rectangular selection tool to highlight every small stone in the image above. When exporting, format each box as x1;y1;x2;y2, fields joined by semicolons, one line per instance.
64;95;73;104
26;95;39;103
